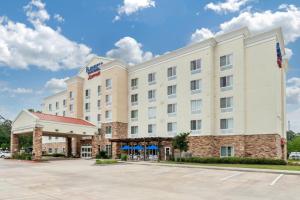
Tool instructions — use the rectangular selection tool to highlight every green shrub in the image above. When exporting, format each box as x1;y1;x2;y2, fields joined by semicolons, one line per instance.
96;150;109;159
12;152;32;160
121;154;128;161
43;153;65;157
173;157;287;165
95;159;117;165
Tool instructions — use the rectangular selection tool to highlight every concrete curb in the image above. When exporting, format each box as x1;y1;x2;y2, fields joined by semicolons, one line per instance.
125;161;300;176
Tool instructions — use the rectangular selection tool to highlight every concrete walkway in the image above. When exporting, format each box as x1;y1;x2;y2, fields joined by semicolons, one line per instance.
126;161;300;175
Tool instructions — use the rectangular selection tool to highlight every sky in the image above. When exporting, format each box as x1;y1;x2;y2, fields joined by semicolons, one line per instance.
0;0;300;131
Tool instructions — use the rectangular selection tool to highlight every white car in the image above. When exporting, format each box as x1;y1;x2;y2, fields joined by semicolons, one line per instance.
0;151;11;158
289;152;300;160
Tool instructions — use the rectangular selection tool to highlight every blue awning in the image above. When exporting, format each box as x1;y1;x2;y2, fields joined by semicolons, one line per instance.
147;145;158;150
121;145;131;150
133;145;144;150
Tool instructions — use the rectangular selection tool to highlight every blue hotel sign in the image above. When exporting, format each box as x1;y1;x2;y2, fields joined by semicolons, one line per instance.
86;62;103;80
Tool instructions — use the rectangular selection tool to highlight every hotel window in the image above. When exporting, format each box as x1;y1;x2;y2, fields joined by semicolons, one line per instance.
48;104;52;111
131;126;138;135
148;72;156;85
55;102;59;110
191;99;202;114
167;103;177;115
131;94;138;106
191;80;201;94
220;75;233;91
69;91;73;100
97;114;101;122
167;85;176;98
220;118;233;131
85;116;90;121
131;78;138;89
63;99;66;107
191;120;202;133
85;103;90;112
85;89;90;99
167;66;176;80
105;110;112;120
106;94;112;106
106;79;112;89
63;111;66;116
97;100;101;109
69;104;73;112
167;122;177;134
220;54;233;70
131;110;138;121
106;126;112;135
220;146;234;157
48;148;52;153
190;59;201;74
148;124;156;135
220;97;233;112
148;107;156;119
97;85;101;96
49;136;52;140
148;89;156;102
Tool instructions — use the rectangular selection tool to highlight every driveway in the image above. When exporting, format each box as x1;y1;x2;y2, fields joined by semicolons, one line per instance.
0;159;299;200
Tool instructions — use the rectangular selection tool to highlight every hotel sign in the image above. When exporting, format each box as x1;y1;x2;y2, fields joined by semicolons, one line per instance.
86;62;103;80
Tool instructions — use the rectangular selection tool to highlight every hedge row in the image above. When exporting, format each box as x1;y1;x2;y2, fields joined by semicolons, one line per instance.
173;157;287;165
12;152;32;160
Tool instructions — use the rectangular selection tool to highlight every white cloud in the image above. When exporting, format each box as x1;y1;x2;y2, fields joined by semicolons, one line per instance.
190;28;215;43
54;14;64;23
191;4;300;45
0;0;94;71
205;0;250;14
115;0;155;20
106;36;153;65
45;77;69;93
284;48;293;60
286;77;300;105
0;87;33;95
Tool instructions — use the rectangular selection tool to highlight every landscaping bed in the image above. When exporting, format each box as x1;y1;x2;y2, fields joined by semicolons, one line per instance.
95;159;118;165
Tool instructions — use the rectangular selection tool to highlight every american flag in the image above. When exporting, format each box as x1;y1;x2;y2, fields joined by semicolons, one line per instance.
276;42;282;68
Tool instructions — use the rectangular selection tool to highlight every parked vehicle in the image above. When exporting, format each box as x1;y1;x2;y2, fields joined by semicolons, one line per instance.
289;152;300;160
0;151;12;158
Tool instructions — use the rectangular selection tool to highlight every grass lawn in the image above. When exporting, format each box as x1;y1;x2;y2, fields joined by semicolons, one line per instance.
95;159;118;165
164;161;300;171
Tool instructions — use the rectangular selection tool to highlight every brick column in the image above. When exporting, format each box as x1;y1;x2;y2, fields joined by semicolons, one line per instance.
92;135;98;158
72;136;81;158
33;127;43;161
10;133;19;155
66;137;72;157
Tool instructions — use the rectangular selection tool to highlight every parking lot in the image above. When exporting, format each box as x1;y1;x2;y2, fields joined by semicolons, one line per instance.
0;159;299;200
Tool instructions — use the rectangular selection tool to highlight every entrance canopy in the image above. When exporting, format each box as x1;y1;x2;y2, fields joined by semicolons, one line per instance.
12;110;97;136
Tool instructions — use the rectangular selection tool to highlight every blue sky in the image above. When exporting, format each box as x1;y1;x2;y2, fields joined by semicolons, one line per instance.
0;0;300;131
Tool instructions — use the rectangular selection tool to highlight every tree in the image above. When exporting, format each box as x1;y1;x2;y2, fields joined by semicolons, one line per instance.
0;119;12;150
288;136;300;154
287;130;297;141
172;132;190;161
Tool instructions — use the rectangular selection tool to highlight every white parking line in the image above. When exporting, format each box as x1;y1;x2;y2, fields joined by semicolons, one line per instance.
270;174;284;186
220;172;243;181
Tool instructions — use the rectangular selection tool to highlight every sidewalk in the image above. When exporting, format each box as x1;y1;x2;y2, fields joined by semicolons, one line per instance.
125;161;300;175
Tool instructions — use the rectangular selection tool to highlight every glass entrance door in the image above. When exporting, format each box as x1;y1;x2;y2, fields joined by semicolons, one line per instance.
81;146;92;159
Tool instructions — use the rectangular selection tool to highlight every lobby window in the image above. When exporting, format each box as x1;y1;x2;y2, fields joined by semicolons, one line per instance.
131;94;138;106
97;85;101;96
131;78;138;90
167;103;177;115
220;118;233;131
97;114;101;122
48;148;52;153
106;126;112;135
167;85;177;98
49;136;52;140
220;97;233;112
131;110;138;121
48;104;52;111
106;94;112;106
69;104;73;112
220;54;233;70
105;110;112;120
85;89;90;99
63;111;66;116
191;120;202;134
106;145;112;157
69;91;73;100
167;66;176;80
106;79;112;89
148;89;156;102
148;124;156;135
220;146;234;157
191;99;202;114
190;59;201;74
148;107;156;119
191;80;202;94
97;100;101;109
131;126;138;135
167;122;177;134
55;102;59;110
148;72;156;85
63;99;66;107
220;75;233;91
85;103;90;112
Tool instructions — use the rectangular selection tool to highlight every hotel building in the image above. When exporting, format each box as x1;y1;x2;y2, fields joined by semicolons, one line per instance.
12;27;287;160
